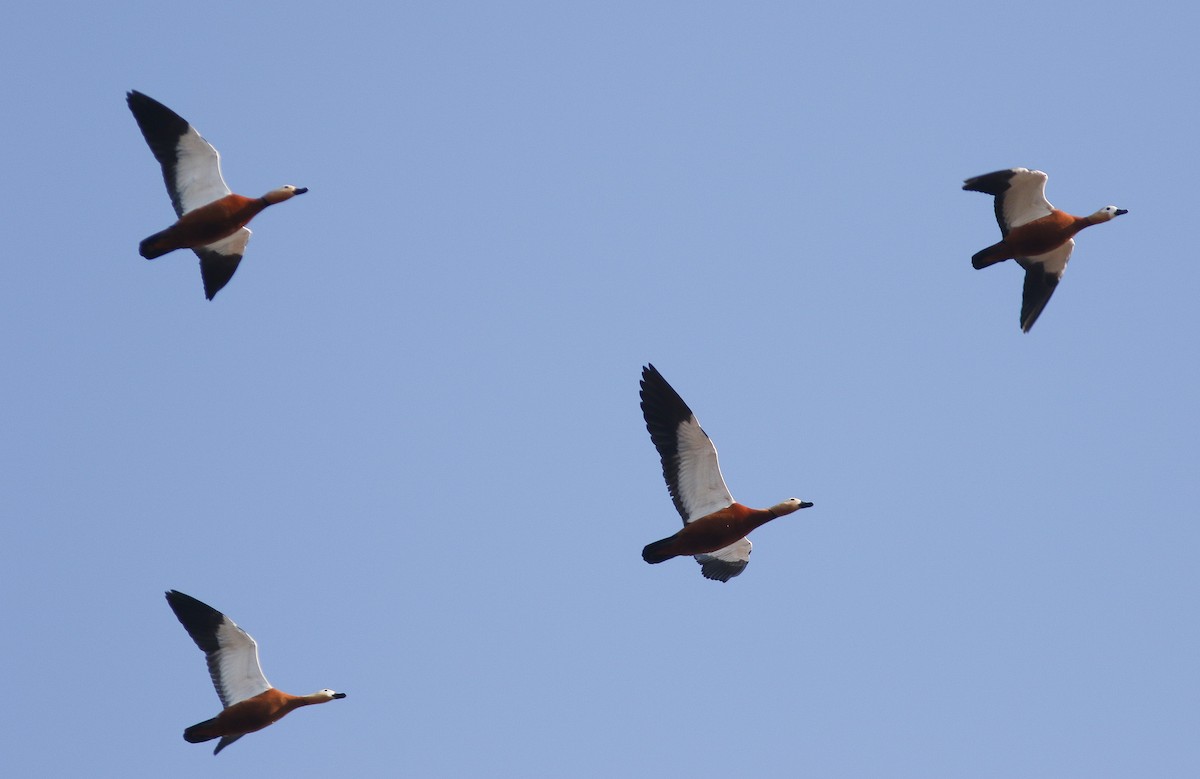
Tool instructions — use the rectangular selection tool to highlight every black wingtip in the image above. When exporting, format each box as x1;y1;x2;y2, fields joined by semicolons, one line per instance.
962;169;1018;196
196;250;243;301
697;557;745;582
212;734;243;755
166;590;225;653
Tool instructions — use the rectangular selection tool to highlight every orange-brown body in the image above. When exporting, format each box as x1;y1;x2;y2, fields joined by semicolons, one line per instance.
973;210;1093;267
140;194;267;259
183;689;320;744
643;503;777;562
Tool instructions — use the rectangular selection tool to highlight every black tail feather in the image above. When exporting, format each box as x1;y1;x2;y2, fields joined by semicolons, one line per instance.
183;718;219;744
971;242;1010;270
642;538;676;564
139;231;173;259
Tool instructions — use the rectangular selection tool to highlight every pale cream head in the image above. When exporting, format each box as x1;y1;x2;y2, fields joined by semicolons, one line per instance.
1091;205;1128;221
311;688;347;701
770;498;814;516
263;185;309;204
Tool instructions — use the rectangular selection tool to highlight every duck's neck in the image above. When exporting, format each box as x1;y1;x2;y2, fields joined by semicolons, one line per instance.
746;506;780;532
286;692;331;709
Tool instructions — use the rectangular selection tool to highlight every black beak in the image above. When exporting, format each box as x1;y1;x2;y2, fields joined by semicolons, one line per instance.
1115;208;1128;216
800;501;814;509
332;692;347;699
294;187;309;195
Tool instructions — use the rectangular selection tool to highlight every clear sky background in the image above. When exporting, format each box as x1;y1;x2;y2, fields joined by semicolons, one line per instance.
2;1;1197;776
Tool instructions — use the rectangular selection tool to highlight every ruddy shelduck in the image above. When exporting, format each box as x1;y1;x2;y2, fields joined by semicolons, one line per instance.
639;365;813;582
127;91;308;299
963;167;1126;332
165;590;345;755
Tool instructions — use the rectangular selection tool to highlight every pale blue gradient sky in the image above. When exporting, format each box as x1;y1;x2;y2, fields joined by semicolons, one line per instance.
3;2;1198;777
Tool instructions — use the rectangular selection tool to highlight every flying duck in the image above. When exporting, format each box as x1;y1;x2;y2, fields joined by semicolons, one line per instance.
165;590;345;755
127;91;307;299
964;167;1126;331
639;364;813;582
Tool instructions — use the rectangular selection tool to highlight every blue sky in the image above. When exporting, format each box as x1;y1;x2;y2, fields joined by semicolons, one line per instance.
3;1;1198;776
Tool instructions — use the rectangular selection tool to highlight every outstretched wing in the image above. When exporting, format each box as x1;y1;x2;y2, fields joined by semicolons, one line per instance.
165;590;272;708
695;539;752;582
213;735;244;755
1016;240;1073;332
127;91;232;217
640;365;735;525
193;228;252;300
963;168;1054;235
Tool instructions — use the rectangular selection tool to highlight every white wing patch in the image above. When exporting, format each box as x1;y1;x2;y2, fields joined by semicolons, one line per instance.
202;227;251;257
210;617;272;708
1002;168;1054;230
173;128;232;215
1018;238;1074;277
674;415;735;523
